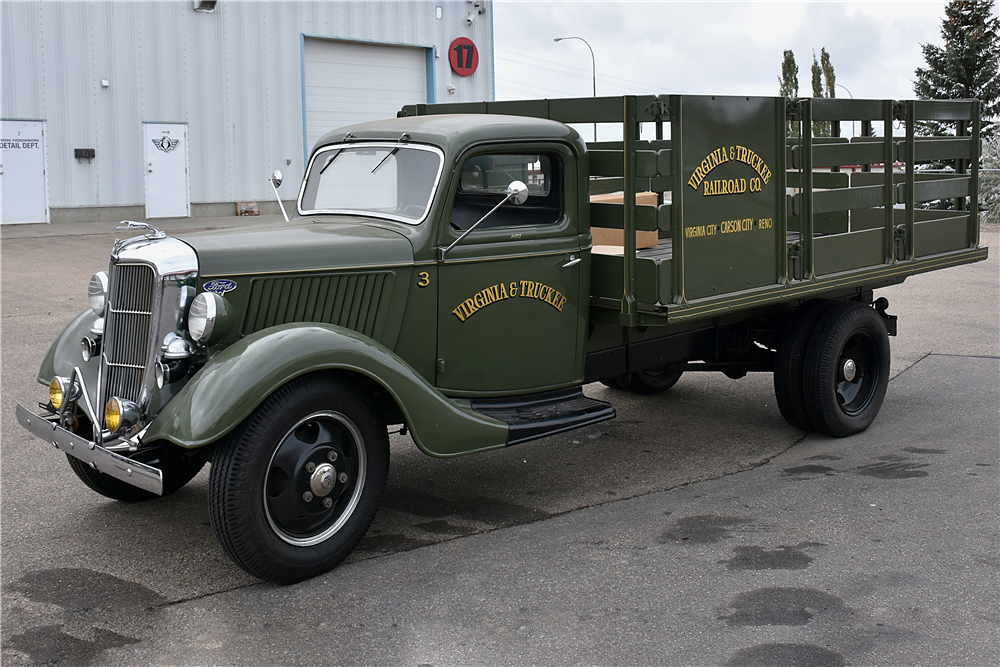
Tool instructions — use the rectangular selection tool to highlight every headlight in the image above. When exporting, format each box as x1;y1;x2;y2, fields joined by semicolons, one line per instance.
105;397;140;433
49;376;80;410
88;271;109;316
188;291;232;344
49;377;68;409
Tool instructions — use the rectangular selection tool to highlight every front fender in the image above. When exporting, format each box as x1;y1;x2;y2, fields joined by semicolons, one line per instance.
142;323;509;457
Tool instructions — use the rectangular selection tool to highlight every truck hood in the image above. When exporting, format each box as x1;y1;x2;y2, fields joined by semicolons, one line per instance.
178;218;414;277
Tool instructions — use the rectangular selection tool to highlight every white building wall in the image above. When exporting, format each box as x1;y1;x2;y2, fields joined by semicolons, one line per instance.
0;0;494;211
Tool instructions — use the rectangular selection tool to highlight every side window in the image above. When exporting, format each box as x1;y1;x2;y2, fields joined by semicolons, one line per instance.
451;153;562;231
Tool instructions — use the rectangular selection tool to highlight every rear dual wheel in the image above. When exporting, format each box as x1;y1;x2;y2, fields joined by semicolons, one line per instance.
803;302;890;437
209;374;388;584
774;300;890;437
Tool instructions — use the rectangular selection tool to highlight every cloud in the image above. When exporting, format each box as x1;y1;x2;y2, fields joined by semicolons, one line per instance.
494;1;948;101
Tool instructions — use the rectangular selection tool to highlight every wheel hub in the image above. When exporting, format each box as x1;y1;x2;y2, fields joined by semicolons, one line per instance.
263;411;368;547
309;463;337;498
841;358;857;382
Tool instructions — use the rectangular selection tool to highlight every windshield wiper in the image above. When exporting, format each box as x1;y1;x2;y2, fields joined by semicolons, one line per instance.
370;133;411;174
319;133;354;174
371;146;398;174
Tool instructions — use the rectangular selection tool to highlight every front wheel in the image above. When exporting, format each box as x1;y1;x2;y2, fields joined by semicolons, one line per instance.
209;374;389;584
615;368;683;394
67;449;204;503
803;302;890;437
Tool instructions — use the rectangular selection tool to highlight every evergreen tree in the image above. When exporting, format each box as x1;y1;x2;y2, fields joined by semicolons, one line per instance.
914;0;1000;136
779;50;799;137
820;48;836;99
811;52;830;137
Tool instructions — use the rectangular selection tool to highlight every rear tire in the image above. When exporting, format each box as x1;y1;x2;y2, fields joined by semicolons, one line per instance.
209;373;389;584
773;300;833;431
615;368;683;395
803;302;890;437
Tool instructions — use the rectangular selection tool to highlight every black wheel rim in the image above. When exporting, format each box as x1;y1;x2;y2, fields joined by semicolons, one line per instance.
835;331;881;416
263;411;367;547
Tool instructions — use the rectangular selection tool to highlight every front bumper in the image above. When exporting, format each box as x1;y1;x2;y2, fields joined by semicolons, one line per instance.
16;403;164;495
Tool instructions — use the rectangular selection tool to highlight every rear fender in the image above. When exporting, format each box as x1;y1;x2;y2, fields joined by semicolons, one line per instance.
141;323;509;457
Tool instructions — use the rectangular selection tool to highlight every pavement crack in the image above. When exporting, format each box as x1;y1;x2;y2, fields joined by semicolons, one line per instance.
153;582;265;610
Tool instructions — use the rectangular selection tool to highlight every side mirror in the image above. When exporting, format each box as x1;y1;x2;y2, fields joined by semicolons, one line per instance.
268;170;289;221
507;180;529;205
438;180;532;262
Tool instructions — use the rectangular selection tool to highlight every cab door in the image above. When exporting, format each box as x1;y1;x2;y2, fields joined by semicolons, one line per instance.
436;146;585;394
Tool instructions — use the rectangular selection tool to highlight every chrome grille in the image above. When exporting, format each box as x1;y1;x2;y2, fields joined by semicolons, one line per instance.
102;263;156;418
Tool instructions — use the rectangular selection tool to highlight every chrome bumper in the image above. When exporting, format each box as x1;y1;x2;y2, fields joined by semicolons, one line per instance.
16;403;164;495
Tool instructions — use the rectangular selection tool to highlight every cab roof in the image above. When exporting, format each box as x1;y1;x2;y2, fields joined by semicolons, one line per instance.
312;114;586;158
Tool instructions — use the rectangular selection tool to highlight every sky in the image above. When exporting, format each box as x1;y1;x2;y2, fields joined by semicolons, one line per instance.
491;1;968;110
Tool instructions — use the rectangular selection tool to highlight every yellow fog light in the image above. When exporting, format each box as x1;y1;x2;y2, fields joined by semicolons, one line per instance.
104;397;140;433
49;377;68;409
105;398;121;431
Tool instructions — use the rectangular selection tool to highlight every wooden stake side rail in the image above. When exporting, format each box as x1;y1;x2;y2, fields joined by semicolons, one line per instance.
401;95;986;327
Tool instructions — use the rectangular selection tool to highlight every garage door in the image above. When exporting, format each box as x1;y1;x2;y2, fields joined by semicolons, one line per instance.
303;38;427;153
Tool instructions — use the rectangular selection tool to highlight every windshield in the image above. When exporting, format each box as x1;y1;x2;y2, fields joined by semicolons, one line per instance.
298;142;444;223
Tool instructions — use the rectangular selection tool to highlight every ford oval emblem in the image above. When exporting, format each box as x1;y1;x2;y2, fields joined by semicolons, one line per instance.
204;279;237;295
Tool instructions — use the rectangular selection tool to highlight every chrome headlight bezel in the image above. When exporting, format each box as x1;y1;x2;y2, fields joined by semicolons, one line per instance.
88;271;109;316
188;291;232;345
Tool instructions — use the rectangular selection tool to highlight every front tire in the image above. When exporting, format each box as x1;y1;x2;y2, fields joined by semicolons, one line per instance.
209;373;389;584
67;449;205;503
803;302;890;437
615;368;683;394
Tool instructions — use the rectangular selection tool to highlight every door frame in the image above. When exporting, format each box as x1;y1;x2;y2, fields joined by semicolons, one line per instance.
1;118;50;224
143;121;191;219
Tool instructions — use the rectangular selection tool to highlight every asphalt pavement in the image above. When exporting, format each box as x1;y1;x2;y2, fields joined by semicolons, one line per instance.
1;218;997;666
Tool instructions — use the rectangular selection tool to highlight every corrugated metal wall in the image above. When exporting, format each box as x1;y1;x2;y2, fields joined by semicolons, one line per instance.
0;0;494;210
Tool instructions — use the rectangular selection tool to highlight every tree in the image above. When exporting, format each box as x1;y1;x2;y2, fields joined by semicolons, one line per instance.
810;49;837;137
820;48;836;99
981;134;1000;223
914;0;1000;137
779;50;799;137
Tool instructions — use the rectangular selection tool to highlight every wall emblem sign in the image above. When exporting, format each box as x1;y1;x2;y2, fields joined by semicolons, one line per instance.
153;136;180;153
448;37;479;77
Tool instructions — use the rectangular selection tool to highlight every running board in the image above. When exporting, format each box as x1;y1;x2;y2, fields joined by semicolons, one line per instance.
471;387;616;447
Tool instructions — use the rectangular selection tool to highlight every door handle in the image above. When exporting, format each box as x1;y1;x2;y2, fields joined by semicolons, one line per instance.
562;255;581;268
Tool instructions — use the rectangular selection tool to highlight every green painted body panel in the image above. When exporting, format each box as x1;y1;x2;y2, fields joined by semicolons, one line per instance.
179;220;413;278
141;323;508;457
29;96;990;462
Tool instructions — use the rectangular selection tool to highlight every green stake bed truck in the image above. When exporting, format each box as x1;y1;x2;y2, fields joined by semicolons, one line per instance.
17;95;988;583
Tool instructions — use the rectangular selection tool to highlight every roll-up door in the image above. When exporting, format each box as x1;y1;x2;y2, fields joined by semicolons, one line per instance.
303;38;427;152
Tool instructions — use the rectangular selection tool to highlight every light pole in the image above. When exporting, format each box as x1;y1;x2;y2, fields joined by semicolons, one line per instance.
835;83;858;137
554;36;597;142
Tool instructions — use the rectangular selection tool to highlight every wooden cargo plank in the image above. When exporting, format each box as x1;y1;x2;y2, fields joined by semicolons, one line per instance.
811;98;885;121
914;216;969;257
914;100;975;121
901;177;970;203
589;151;623;177
814;229;884;276
796;184;884;214
589;150;657;178
897;138;975;162
657;204;671;234
786;171;850;189
792;142;884;169
589;177;623;195
590;202;658;231
656;149;671;177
